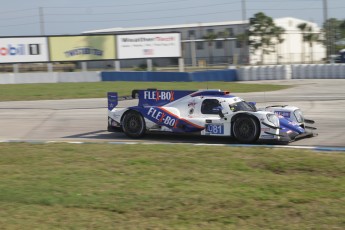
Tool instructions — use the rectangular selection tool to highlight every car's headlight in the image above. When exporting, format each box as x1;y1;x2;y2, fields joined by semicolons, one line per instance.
266;113;280;127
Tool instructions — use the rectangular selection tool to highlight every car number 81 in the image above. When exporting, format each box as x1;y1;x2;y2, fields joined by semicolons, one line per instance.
206;124;224;134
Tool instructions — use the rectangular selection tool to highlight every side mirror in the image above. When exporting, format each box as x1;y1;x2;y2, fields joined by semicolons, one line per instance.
213;106;224;118
218;110;225;118
248;102;257;111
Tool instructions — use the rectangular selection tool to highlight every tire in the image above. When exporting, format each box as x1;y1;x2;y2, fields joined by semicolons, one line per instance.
232;115;260;144
122;111;146;138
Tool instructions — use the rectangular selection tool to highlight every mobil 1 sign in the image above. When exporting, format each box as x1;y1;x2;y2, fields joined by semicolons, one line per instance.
116;33;181;59
0;37;49;63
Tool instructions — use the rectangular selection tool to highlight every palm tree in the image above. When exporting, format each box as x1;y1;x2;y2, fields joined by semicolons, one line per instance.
272;26;285;64
305;26;321;63
298;23;321;63
218;30;230;63
297;23;308;63
202;32;218;65
248;12;285;64
235;33;248;64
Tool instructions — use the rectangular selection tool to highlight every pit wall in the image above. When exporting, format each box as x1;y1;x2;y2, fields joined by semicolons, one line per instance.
0;64;344;84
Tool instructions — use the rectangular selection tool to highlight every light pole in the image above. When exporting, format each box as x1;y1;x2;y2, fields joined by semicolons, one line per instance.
323;0;329;58
39;7;45;35
241;0;247;64
242;0;246;22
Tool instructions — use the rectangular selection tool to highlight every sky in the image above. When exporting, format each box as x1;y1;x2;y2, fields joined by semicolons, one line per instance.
1;0;344;36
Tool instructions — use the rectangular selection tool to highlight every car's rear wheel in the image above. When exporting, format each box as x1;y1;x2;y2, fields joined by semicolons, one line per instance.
232;115;260;144
122;111;146;138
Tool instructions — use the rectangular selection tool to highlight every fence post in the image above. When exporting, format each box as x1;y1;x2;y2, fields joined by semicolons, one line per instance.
47;63;53;72
114;61;120;71
147;59;152;71
179;58;185;72
13;64;19;73
81;62;87;72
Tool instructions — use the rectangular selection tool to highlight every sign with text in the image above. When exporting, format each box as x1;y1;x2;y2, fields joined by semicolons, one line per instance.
0;37;49;63
49;35;116;61
116;33;181;59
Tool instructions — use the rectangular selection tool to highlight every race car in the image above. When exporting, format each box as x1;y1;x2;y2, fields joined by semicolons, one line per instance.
107;89;316;144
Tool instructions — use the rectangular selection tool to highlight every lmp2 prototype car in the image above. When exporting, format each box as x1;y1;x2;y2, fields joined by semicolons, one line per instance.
107;89;316;144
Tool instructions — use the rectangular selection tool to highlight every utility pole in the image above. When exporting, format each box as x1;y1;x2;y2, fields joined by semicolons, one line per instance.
241;0;247;64
242;0;246;22
39;7;45;35
323;0;329;58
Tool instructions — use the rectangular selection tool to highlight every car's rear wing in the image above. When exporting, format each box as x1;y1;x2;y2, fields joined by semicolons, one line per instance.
107;92;118;111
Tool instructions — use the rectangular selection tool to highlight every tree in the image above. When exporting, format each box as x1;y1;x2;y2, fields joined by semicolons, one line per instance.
305;27;321;63
235;32;249;64
202;32;218;65
271;26;285;64
298;23;322;63
297;23;308;62
323;18;345;56
218;30;231;64
248;12;285;64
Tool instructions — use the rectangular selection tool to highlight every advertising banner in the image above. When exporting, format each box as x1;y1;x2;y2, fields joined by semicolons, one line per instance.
0;37;49;63
49;35;116;61
116;33;181;59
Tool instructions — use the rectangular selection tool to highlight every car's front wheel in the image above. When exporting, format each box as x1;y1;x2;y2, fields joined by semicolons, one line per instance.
122;111;146;138
232;115;260;144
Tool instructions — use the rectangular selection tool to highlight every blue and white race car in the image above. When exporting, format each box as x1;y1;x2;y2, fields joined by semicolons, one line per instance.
107;89;316;144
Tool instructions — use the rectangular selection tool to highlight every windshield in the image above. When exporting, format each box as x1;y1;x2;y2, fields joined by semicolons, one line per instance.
294;109;304;123
229;101;256;112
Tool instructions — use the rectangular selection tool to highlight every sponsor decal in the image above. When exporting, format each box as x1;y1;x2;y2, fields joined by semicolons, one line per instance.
189;108;194;115
147;107;177;128
144;90;175;102
0;44;40;56
121;36;175;43
117;33;180;59
107;92;118;110
260;134;275;139
205;124;224;134
275;111;291;118
143;49;154;55
136;106;204;132
64;47;103;57
261;128;270;132
49;35;115;61
188;100;197;108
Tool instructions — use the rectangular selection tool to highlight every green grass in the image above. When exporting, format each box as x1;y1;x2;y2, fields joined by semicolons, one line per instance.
0;143;344;229
0;82;290;101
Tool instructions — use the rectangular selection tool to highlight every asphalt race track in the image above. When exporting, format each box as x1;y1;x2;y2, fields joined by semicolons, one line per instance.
0;79;344;147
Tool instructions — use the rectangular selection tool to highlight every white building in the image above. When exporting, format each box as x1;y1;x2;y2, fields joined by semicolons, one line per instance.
83;17;326;68
250;17;325;65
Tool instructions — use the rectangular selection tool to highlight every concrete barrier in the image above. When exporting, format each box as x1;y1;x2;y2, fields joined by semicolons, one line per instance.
1;65;344;84
0;72;101;84
238;64;345;80
291;64;345;79
238;65;290;81
57;72;101;82
101;70;237;82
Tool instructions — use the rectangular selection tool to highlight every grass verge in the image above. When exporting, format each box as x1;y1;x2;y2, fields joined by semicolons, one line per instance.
0;82;290;101
0;143;344;229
